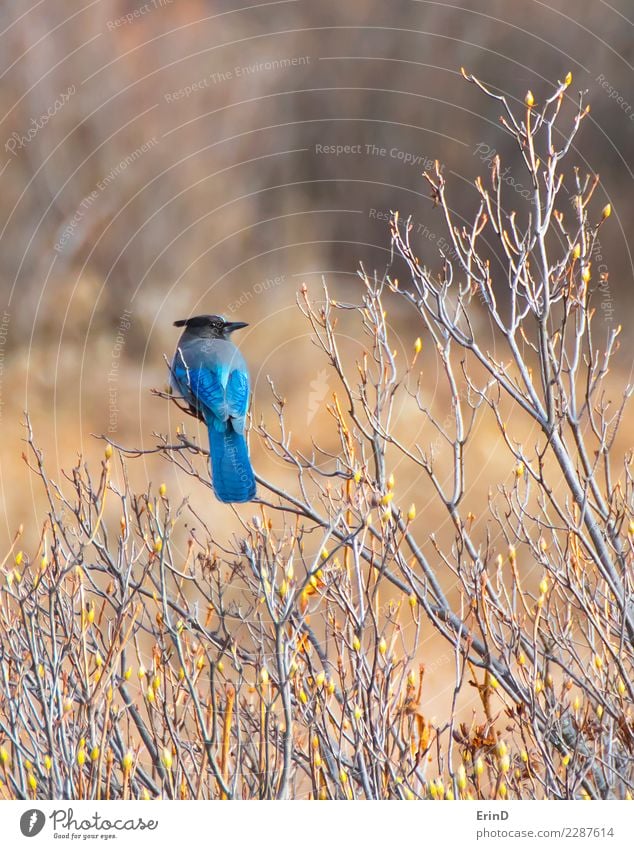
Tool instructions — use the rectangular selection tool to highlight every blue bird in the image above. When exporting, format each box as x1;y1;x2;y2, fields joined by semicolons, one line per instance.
171;314;256;503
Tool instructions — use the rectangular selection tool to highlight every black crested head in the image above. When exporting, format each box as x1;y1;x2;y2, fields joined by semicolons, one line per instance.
173;314;248;339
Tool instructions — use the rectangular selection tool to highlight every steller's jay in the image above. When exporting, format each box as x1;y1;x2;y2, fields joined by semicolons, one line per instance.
171;314;256;503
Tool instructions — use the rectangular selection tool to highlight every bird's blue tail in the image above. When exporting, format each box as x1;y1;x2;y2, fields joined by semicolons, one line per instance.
207;421;256;503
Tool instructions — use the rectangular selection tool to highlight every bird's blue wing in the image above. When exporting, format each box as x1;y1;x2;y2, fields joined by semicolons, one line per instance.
174;361;226;419
226;369;250;419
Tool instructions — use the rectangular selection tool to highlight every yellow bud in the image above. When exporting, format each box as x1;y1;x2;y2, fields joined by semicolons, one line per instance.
562;753;570;766
573;695;581;711
518;652;526;666
535;678;543;694
87;606;95;625
327;679;335;695
279;579;288;599
539;577;548;595
628;519;634;535
520;750;528;763
44;755;52;771
581;265;591;283
515;462;524;477
498;781;507;798
618;678;626;696
497;740;508;757
353;470;362;484
380;492;393;506
408;593;417;608
90;747;99;762
15;551;23;566
299;689;308;705
378;637;387;656
414;337;422;354
196;656;204;671
146;688;155;703
601;203;611;220
162;748;173;770
315;671;325;687
596;704;604;719
121;751;134;772
339;769;348;784
37;663;44;678
0;747;9;765
593;654;603;670
77;749;86;767
217;660;224;673
500;754;510;773
153;537;163;553
525;90;535;107
457;763;467;791
104;444;113;460
508;545;516;564
564;71;572;87
572;243;581;260
159;483;167;497
407;504;416;521
95;652;103;668
352;636;361;652
489;674;498;689
475;757;484;776
381;508;392;523
124;667;132;681
353;704;362;720
387;473;395;491
320;547;329;560
27;773;37;792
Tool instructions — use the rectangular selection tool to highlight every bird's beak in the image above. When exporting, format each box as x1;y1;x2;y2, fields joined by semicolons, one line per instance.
224;321;249;333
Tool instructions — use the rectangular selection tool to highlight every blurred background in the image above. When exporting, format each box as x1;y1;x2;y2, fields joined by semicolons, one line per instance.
0;1;632;713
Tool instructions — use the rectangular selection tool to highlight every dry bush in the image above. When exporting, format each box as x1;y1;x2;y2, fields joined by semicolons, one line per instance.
0;73;632;801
